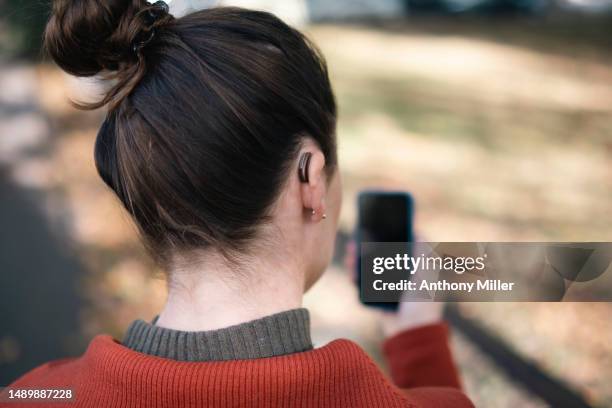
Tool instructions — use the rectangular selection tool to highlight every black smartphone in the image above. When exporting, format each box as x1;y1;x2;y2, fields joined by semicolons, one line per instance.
355;191;414;311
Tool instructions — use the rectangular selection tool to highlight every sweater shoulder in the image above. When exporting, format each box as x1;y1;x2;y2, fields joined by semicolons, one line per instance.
8;356;83;388
330;337;473;407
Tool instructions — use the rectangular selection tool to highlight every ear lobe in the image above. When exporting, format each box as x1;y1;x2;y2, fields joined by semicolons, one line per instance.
309;182;326;219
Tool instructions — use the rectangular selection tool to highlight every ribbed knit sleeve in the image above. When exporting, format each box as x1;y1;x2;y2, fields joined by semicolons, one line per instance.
382;323;462;389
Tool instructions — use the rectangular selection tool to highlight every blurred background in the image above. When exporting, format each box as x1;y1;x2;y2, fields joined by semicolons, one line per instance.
1;0;611;406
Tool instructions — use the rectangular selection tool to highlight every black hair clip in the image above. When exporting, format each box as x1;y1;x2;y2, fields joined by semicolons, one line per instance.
132;1;171;53
145;1;170;24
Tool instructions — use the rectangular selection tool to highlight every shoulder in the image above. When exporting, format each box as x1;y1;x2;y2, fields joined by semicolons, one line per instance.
7;356;83;388
323;339;473;408
5;335;115;388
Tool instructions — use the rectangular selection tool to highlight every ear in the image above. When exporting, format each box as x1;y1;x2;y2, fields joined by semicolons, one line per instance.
299;149;327;222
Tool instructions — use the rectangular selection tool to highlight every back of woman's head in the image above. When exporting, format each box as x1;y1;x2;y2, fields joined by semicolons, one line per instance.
44;0;337;265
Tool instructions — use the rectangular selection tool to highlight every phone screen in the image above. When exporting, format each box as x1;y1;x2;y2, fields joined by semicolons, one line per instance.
358;193;413;243
356;192;414;310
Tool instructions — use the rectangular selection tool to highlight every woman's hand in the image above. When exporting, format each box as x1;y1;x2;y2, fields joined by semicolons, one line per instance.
345;239;444;339
379;301;444;338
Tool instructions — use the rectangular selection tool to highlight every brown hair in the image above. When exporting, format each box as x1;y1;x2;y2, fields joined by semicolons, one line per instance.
44;0;337;265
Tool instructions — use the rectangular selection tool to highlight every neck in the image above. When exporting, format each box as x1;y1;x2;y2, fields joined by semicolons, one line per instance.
156;248;305;332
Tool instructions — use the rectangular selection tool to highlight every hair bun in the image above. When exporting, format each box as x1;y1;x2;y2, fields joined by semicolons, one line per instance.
45;0;143;76
45;0;173;109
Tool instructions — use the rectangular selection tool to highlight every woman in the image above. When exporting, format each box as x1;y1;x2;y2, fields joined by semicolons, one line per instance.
5;1;473;407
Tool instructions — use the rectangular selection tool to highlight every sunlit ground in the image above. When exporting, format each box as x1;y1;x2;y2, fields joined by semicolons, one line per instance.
1;17;611;408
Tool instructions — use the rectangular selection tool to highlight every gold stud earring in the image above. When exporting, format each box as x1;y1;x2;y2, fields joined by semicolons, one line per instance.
322;213;327;219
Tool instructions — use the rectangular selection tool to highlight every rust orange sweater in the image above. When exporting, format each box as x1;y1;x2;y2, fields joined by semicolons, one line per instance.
2;323;473;407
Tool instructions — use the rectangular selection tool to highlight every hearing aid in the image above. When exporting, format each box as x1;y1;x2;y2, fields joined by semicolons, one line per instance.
298;152;312;183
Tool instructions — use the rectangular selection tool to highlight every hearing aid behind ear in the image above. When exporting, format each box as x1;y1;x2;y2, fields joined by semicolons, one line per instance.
298;152;312;183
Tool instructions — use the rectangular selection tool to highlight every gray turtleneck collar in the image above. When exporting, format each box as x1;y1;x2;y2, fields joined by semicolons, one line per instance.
122;308;312;361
